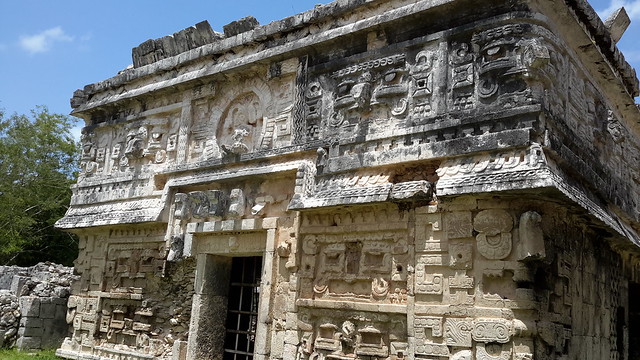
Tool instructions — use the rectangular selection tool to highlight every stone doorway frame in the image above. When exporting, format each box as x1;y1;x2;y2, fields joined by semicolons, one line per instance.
185;218;278;360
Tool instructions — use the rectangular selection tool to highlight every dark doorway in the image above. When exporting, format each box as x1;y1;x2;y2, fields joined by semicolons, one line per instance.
629;282;640;360
223;256;263;360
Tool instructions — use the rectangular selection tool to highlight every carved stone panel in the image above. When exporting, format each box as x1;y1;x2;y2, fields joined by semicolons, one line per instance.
444;318;473;347
299;231;409;302
473;209;513;259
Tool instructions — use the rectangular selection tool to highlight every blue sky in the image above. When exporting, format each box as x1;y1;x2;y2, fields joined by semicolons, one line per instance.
0;0;638;137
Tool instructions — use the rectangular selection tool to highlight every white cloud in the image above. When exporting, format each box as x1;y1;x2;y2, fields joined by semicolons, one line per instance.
598;0;640;20
19;26;74;54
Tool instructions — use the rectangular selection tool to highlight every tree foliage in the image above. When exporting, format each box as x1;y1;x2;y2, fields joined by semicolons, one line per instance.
0;106;79;266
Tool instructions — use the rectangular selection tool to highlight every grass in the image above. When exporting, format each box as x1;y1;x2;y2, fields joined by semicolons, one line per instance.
0;349;61;359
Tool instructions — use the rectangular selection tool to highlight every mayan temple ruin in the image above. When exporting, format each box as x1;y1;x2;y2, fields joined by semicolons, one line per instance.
54;0;640;359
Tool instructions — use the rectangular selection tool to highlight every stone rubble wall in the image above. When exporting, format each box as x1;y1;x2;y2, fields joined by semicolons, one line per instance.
0;262;77;350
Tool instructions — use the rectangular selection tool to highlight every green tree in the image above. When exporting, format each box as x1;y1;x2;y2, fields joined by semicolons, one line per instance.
0;106;79;266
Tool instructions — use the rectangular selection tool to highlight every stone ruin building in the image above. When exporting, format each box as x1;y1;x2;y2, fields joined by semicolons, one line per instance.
55;0;640;359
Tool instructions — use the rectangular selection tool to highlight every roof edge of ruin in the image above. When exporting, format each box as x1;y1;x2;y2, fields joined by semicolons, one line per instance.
69;0;639;115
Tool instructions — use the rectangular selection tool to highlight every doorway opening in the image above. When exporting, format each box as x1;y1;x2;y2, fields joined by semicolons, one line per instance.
629;282;640;360
223;256;263;360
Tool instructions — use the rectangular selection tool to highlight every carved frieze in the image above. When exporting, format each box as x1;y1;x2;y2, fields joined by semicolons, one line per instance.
298;309;404;360
436;144;549;195
299;231;408;302
172;189;245;222
290;166;435;209
472;23;549;109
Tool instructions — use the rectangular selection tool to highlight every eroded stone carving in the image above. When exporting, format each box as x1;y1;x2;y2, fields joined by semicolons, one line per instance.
473;209;513;259
518;211;545;261
57;1;640;359
471;318;511;343
450;42;475;110
476;343;512;360
444;318;473;347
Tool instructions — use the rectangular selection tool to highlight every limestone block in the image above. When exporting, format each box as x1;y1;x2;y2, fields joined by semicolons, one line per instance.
270;330;285;358
18;325;43;337
40;302;56;319
223;16;259;37
55;304;68;320
10;276;29;295
16;336;42;350
19;297;40;317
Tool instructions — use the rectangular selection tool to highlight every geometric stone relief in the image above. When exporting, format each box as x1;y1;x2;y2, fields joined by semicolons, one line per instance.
103;243;164;291
414;316;443;337
414;254;443;295
80;131;100;177
444;318;473;347
472;23;549;109
172;187;254;223
323;53;409;135
77;112;176;184
471;318;512;343
415;340;449;357
299;232;409;302
356;326;389;357
298;166;436;209
473;209;513;260
415;212;442;252
409;49;437;119
174;190;225;221
448;272;474;290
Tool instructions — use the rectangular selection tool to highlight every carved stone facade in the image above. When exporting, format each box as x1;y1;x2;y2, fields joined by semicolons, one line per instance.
57;0;640;359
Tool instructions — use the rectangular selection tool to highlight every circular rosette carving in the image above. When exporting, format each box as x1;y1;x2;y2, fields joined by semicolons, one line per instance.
473;209;513;259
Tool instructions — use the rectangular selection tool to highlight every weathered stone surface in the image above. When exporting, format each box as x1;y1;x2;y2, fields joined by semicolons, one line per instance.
131;21;222;68
16;336;41;350
0;263;76;351
56;0;640;359
222;16;259;37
